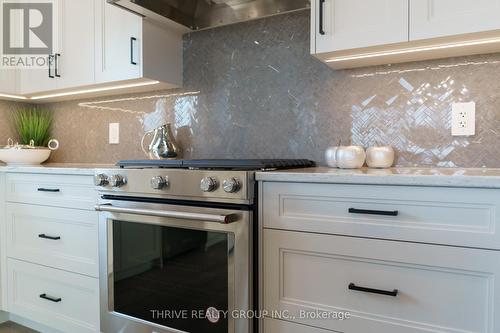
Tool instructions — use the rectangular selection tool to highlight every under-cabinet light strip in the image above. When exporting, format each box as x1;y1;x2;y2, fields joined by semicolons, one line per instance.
0;93;28;100
325;37;500;63
29;80;161;100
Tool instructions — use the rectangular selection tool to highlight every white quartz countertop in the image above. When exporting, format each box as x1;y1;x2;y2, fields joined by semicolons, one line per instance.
0;163;115;175
256;167;500;188
3;164;500;188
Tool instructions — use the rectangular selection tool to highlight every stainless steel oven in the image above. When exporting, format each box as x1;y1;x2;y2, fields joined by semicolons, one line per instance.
95;168;254;333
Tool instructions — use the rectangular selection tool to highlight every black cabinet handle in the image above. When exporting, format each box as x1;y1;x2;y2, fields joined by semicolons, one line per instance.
37;188;60;193
130;37;137;65
38;234;61;241
349;283;398;297
48;55;55;78
348;208;398;216
319;0;326;35
55;53;61;77
40;293;62;303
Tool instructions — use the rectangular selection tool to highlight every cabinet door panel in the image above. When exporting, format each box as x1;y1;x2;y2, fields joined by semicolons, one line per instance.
5;203;99;277
410;0;500;40
19;0;95;94
314;0;408;53
95;0;142;83
7;259;99;333
264;229;500;333
57;0;95;89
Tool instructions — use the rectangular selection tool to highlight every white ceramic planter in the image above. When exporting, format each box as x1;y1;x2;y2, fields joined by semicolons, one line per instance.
0;149;52;166
0;139;59;166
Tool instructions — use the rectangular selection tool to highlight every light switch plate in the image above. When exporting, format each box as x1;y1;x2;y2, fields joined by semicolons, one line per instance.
109;123;120;144
452;102;475;136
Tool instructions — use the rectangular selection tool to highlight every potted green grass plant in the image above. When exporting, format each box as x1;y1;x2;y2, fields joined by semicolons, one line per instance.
11;108;53;147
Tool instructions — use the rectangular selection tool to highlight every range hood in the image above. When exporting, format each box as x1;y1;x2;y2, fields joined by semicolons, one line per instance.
108;0;310;31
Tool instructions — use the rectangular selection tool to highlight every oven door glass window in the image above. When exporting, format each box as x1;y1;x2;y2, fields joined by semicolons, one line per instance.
112;220;229;333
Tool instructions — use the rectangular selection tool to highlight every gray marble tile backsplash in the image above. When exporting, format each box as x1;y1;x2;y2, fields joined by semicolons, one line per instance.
1;10;500;167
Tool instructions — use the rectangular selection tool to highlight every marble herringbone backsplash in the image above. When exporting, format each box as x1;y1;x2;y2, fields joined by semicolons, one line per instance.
2;10;500;167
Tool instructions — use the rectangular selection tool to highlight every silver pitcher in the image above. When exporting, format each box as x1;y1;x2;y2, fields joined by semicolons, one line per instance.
141;123;179;159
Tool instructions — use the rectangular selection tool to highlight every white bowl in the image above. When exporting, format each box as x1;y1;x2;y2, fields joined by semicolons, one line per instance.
0;148;52;166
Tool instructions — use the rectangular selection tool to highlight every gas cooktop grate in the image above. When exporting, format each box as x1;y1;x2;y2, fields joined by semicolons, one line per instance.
117;159;315;170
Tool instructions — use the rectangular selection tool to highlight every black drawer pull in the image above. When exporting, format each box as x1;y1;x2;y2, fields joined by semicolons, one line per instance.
39;293;62;303
349;283;398;297
38;234;61;240
130;37;138;65
37;188;60;192
48;54;55;78
55;53;61;77
348;208;398;216
319;0;326;35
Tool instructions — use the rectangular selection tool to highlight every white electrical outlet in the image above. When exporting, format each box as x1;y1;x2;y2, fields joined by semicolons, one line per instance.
109;123;120;144
452;102;475;136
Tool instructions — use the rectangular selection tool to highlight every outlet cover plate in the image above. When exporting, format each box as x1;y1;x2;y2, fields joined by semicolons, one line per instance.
452;102;475;136
109;123;120;144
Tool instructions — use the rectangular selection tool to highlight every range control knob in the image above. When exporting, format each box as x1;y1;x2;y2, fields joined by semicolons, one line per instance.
151;176;168;190
200;177;218;192
223;178;241;193
110;175;127;188
94;174;109;186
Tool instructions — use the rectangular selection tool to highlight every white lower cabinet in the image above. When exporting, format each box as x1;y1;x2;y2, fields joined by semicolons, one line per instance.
264;229;500;333
1;172;100;332
5;173;97;210
7;259;99;333
5;203;99;277
263;182;500;250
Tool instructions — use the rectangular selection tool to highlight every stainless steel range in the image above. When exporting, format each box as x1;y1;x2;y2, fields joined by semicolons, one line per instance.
94;159;314;333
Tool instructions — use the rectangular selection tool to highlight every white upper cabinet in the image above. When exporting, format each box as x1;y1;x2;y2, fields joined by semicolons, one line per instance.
410;0;500;40
0;0;184;101
312;0;409;53
19;0;95;95
312;0;500;69
95;1;142;83
95;0;184;89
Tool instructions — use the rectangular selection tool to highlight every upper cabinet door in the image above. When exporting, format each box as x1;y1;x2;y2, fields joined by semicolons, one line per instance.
313;0;409;53
410;0;500;40
95;0;142;83
19;0;95;95
56;0;95;89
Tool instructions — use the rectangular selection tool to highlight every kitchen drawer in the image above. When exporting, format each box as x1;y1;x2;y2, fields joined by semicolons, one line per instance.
263;318;338;333
5;173;96;210
7;259;100;333
262;182;500;249
264;229;500;333
5;203;99;277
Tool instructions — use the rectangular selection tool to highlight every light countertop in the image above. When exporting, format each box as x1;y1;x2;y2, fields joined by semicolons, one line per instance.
0;163;115;175
3;164;500;188
255;167;500;188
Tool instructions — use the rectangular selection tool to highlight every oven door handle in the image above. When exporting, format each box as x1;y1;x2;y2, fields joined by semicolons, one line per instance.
95;204;238;224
